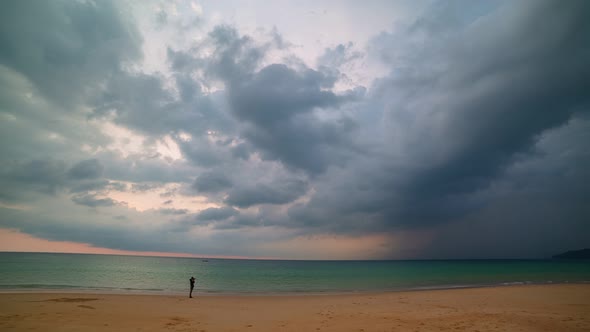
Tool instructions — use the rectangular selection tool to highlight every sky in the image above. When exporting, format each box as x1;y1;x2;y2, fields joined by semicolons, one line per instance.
0;0;588;260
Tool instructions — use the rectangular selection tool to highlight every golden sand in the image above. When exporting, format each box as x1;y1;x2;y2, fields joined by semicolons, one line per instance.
0;284;588;331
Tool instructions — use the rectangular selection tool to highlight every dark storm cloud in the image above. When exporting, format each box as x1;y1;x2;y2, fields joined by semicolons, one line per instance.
7;159;67;195
167;47;204;73
0;158;119;205
0;206;280;257
225;178;308;208
192;171;232;193
0;0;154;202
197;207;239;221
175;74;202;102
174;137;232;168
0;206;177;253
0;2;136;172
189;158;312;208
1;0;588;259
84;25;236;146
206;25;267;82
67;159;104;180
372;0;590;226
157;208;189;215
90;56;236;171
0;159;93;203
68;179;111;194
90;72;227;140
415;116;590;258
167;25;365;174
212;213;264;230
266;0;590;257
240;111;359;174
0;1;291;256
226;62;364;173
91;73;175;135
183;207;277;231
229;64;341;124
95;150;194;184
0;0;141;107
71;194;117;207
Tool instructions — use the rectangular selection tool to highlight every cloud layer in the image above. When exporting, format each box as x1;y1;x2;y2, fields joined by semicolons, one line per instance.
1;0;588;259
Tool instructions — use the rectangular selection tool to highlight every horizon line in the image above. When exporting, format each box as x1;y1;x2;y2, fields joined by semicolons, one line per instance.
0;250;563;261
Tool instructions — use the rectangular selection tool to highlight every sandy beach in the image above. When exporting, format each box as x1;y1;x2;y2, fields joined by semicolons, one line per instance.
0;284;588;331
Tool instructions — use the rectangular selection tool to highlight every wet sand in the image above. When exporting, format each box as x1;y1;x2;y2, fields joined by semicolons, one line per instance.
0;284;588;331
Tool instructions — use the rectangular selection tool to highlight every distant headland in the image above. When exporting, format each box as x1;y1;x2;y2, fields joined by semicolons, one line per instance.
553;248;590;259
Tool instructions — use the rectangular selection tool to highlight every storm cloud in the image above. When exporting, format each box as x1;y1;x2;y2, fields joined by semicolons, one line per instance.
68;159;104;180
0;0;588;259
0;0;141;107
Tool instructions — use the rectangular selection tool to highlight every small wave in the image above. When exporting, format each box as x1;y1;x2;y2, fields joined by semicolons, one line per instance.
500;281;529;286
0;284;166;293
0;284;85;289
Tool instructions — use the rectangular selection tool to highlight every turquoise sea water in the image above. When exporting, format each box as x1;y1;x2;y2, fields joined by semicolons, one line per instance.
0;252;588;294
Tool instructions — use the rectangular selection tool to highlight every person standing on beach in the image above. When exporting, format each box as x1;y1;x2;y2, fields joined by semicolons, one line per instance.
189;276;196;298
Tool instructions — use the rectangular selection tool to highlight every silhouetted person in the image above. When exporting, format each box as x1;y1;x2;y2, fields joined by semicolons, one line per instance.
189;276;196;298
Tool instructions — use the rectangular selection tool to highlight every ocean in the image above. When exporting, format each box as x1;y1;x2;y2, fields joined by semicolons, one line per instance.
0;252;588;295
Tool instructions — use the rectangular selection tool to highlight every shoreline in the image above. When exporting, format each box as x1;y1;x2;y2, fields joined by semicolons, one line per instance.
1;280;588;297
1;284;588;331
